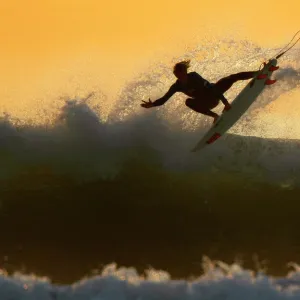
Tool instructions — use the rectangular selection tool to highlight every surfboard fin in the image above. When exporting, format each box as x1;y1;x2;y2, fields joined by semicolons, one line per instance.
265;79;277;85
257;74;268;79
269;65;279;72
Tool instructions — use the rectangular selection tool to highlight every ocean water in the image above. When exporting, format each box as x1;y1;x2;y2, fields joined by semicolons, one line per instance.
2;260;300;300
0;38;300;299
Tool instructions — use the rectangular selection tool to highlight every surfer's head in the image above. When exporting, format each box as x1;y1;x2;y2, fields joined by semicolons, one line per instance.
173;60;190;81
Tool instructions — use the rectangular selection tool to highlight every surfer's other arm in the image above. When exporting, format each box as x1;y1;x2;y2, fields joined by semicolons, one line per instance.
141;84;177;108
220;95;231;111
211;87;231;110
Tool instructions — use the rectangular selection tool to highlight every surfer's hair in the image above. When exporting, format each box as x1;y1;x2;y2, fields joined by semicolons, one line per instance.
173;60;191;73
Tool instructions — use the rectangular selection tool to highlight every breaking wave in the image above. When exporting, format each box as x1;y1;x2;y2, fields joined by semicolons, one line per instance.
2;260;300;300
1;37;300;287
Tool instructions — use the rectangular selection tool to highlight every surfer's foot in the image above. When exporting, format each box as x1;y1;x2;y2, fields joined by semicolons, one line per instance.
213;115;219;124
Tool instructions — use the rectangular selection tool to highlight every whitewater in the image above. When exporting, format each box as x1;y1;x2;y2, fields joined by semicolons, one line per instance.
0;38;300;299
2;260;300;300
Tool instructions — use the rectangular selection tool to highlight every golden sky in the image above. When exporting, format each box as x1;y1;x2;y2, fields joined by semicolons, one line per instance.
0;0;299;120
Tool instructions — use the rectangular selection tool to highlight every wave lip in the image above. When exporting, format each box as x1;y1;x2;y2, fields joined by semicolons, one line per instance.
1;98;300;187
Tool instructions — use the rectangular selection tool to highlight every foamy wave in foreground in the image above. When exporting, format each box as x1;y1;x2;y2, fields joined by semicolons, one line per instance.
1;259;300;300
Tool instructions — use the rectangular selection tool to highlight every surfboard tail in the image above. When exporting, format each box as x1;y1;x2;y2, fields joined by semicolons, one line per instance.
192;60;279;152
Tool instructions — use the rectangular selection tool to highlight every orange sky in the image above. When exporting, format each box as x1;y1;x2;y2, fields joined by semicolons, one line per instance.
0;0;299;119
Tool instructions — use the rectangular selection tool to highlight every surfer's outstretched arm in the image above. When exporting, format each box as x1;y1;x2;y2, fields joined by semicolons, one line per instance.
141;84;178;108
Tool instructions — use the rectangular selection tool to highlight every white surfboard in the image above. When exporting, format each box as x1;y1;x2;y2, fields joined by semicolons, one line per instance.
191;59;278;152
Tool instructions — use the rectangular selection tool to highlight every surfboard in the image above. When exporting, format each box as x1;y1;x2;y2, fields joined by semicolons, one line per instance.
191;59;279;152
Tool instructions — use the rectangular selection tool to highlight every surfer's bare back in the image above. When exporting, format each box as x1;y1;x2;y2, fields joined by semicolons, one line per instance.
141;60;257;124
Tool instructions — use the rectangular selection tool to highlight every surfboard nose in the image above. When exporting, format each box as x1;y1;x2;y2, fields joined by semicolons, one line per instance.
206;132;221;145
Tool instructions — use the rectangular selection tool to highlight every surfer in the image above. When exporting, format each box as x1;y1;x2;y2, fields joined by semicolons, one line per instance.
141;60;257;123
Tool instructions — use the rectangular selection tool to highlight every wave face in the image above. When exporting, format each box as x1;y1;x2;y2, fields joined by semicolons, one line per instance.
0;38;300;285
1;39;300;186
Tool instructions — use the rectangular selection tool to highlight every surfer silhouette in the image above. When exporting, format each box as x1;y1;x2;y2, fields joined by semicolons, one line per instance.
141;60;257;124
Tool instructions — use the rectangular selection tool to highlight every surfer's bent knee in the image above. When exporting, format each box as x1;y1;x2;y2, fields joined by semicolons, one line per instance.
185;98;202;111
185;98;194;108
185;98;209;113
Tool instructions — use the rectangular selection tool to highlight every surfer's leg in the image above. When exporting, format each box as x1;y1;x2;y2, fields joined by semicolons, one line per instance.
215;71;256;94
185;98;219;123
